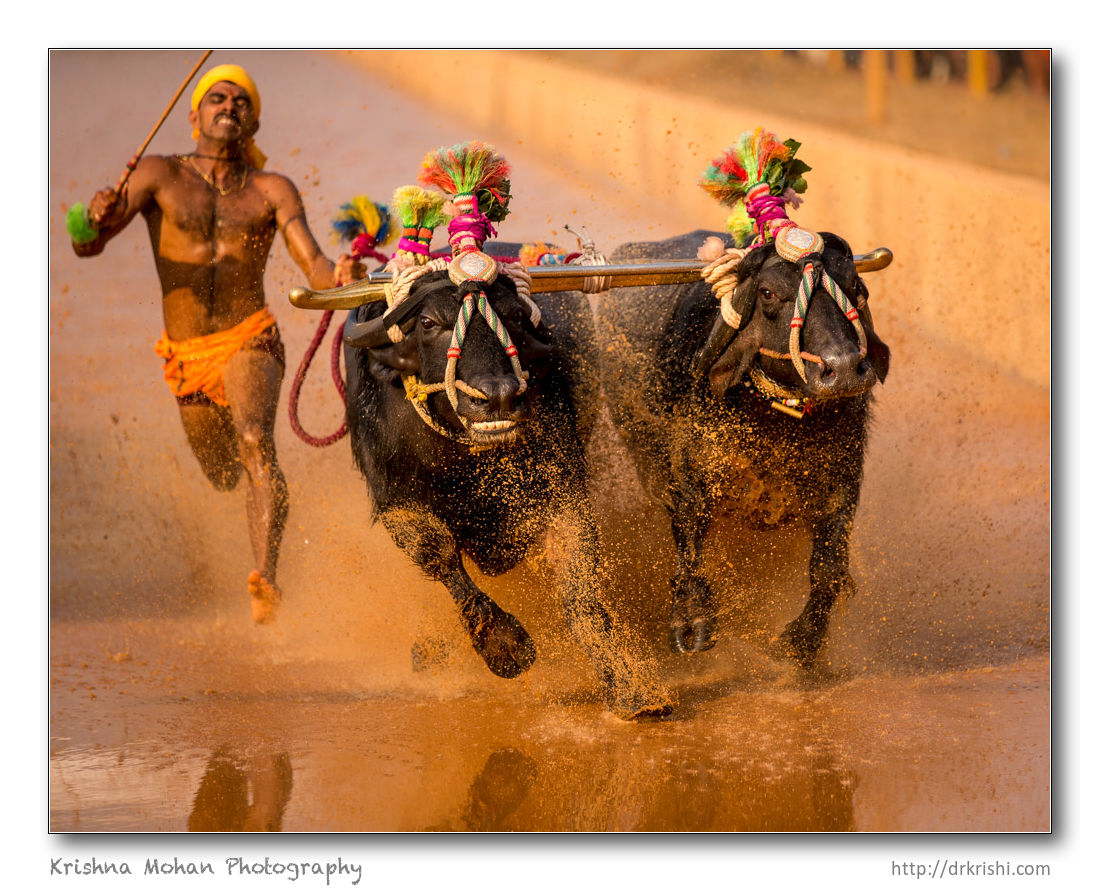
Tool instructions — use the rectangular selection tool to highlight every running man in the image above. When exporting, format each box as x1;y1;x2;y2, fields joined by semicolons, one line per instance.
71;63;361;624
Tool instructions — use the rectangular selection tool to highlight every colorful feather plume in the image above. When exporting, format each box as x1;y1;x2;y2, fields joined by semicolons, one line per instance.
331;195;396;247
723;205;755;246
419;140;512;223
391;185;448;232
699;127;811;208
519;242;566;266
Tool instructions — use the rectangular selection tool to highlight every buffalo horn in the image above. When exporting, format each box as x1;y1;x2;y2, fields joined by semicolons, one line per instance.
854;247;893;272
343;316;394;349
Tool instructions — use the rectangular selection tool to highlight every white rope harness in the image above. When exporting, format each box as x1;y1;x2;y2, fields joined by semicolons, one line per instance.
381;260;537;449
700;241;869;388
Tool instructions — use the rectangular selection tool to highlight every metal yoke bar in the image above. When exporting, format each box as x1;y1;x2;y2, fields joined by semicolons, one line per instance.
288;248;894;310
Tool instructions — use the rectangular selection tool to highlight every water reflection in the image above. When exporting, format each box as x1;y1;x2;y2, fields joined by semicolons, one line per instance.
515;737;855;832
418;715;854;831
188;747;293;832
427;748;538;832
176;706;856;832
49;659;1048;831
626;750;855;833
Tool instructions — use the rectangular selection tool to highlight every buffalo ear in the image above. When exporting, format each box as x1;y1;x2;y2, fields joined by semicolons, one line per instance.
367;338;420;376
854;278;890;384
866;327;891;384
692;278;758;378
707;323;762;396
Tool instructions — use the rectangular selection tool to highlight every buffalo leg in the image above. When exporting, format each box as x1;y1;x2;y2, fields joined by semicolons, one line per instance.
380;506;536;679
666;453;718;654
547;501;672;719
779;495;857;669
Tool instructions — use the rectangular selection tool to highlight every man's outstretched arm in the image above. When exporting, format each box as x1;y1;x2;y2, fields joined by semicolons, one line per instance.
70;157;158;257
274;176;362;289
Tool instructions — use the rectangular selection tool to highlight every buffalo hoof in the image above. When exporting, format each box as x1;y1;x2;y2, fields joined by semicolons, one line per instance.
460;597;537;679
669;615;716;654
773;615;827;670
669;578;716;653
611;690;675;721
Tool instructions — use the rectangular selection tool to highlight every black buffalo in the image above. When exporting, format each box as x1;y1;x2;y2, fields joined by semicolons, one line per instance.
595;230;890;667
343;257;670;719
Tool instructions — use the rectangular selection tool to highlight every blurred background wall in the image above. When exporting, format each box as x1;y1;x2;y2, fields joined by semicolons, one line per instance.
350;49;1050;388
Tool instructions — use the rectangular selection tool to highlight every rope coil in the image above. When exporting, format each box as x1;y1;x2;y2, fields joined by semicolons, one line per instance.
564;224;611;293
701;247;748;328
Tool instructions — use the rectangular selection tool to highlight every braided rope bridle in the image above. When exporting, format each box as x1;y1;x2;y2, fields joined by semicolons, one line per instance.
443;287;529;414
788;259;868;382
380;254;536;449
700;224;870;401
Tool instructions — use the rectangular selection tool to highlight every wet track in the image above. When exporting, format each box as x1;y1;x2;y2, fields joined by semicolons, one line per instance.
48;51;1050;832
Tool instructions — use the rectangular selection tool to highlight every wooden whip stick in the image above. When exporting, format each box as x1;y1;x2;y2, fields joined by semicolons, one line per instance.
110;50;212;198
69;50;214;242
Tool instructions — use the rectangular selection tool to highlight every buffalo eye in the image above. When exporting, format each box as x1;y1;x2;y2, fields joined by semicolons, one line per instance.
418;315;438;332
758;285;782;318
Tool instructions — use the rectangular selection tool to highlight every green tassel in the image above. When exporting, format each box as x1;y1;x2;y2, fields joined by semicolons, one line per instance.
66;203;99;245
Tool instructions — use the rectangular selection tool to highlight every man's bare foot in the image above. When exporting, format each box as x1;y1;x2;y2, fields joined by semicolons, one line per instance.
248;570;282;624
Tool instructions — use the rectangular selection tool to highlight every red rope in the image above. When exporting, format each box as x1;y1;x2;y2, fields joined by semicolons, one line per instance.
288;247;530;447
288;310;348;446
288;249;389;447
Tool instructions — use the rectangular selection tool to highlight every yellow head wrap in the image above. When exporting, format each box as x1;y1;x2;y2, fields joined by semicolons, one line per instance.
190;64;266;169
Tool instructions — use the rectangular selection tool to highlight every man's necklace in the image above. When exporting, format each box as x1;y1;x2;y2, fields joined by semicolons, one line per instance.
184;154;248;196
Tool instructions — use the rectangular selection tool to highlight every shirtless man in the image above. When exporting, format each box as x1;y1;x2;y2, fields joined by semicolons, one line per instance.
71;63;360;624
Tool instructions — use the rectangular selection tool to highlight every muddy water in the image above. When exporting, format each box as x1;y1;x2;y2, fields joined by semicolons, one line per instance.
48;51;1049;833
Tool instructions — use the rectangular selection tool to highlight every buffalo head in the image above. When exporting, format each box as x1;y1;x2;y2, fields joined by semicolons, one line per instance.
346;269;552;447
694;233;891;404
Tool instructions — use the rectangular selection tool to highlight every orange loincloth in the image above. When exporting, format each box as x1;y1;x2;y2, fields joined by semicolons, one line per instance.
154;307;279;407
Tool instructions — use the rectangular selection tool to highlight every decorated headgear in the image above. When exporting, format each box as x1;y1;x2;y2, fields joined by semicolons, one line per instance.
699;127;865;381
331;195;397;265
414;141;534;415
190;63;267;169
344;142;538;448
419;139;512;258
388;185;449;268
519;241;574;266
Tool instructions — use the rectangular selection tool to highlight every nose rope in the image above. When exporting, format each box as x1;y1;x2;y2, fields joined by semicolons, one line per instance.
820;269;868;358
787;262;867;382
381;251;535;448
444;290;529;413
788;262;816;381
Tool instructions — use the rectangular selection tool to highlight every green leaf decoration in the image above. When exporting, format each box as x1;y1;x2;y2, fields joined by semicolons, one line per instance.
66;203;99;245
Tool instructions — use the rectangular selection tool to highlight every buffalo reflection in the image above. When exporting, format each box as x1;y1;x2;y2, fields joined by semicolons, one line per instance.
426;748;538;832
188;747;293;832
421;734;852;832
